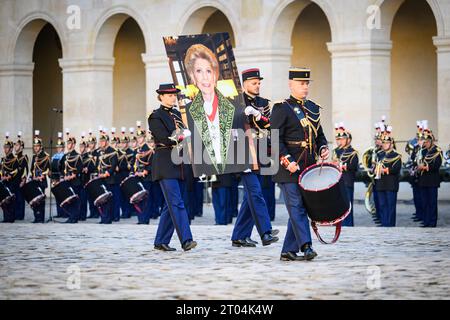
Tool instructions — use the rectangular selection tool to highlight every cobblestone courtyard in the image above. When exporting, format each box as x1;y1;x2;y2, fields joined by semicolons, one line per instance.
1;197;449;300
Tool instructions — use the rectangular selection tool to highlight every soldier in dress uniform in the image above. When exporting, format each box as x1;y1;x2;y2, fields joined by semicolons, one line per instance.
242;68;276;221
97;129;118;224
270;68;329;261
30;131;50;223
128;127;139;217
231;68;279;247
86;129;100;219
416;121;443;228
362;121;384;225
332;123;359;226
59;129;83;223
14;131;29;220
1;133;19;223
148;83;197;251
79;132;93;221
117;127;134;219
110;128;122;222
406;121;424;223
134;121;153;225
373;125;402;227
148;134;165;220
51;132;66;218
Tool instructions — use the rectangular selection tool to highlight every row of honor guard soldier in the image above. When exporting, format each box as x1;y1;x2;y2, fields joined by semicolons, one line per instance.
1;131;51;223
332;123;359;226
270;68;329;261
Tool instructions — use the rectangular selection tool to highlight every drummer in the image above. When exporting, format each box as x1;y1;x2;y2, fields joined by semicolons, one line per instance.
128;127;139;217
270;68;329;261
97;129;118;224
134;121;153;225
373;125;402;227
109;128;122;222
79;133;95;221
51;132;66;218
332;123;359;226
14;131;29;221
30;131;50;223
117;128;134;219
1;133;19;223
148;83;197;251
86;129;100;219
60;130;83;223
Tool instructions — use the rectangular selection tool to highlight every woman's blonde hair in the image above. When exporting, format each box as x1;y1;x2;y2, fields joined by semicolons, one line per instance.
184;44;220;83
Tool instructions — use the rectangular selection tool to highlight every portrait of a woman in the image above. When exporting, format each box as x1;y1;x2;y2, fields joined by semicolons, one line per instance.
184;43;249;176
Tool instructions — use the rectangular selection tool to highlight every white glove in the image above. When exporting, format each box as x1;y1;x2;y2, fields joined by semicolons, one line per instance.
244;106;262;121
182;129;191;139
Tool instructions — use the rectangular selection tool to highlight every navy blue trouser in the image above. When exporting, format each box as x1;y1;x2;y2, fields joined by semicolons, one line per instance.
378;191;397;227
79;187;88;220
279;183;312;254
342;186;354;226
258;175;276;221
412;183;423;221
138;181;152;224
15;187;25;220
231;172;272;241
154;179;193;246
212;187;230;225
111;184;121;221
193;181;204;217
420;187;438;227
373;189;381;222
150;181;164;219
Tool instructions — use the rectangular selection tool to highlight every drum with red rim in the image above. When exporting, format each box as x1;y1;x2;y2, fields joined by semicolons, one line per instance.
298;162;351;244
0;181;15;206
85;177;112;207
51;180;78;208
21;180;46;207
120;175;148;204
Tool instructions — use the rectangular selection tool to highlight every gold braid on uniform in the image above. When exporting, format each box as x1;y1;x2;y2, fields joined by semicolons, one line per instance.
98;151;116;171
34;153;50;177
340;149;359;163
64;153;80;175
1;156;18;177
381;152;402;168
118;150;131;171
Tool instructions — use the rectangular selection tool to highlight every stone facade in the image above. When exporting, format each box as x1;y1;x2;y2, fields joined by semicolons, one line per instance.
0;0;449;155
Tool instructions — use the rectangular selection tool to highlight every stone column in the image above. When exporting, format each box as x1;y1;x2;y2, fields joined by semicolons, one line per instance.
433;36;450;147
234;46;292;102
327;41;392;152
0;63;35;147
142;53;172;118
59;58;115;139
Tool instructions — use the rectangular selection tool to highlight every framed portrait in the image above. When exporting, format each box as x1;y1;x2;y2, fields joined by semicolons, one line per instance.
163;33;259;178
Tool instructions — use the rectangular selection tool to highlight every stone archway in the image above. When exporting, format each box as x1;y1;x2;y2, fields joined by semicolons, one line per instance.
10;18;64;150
390;0;438;142
93;12;148;130
291;2;332;139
